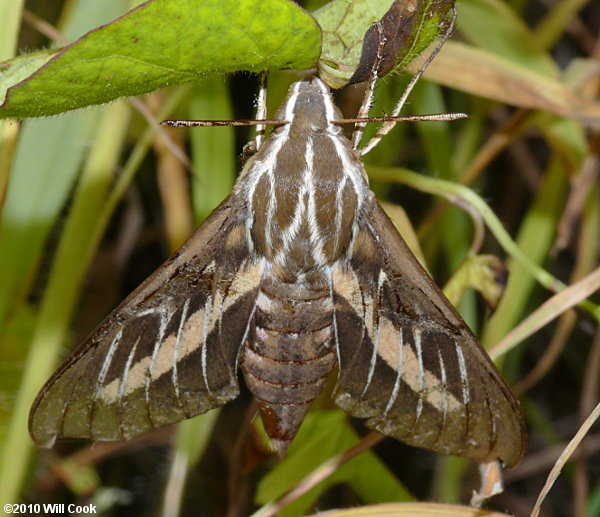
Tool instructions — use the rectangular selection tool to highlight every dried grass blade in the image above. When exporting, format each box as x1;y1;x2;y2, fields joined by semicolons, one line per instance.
490;265;600;358
530;401;600;517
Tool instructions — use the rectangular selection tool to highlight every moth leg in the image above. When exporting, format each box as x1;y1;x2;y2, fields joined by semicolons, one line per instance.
351;22;385;150
359;7;458;156
255;72;269;150
240;72;269;160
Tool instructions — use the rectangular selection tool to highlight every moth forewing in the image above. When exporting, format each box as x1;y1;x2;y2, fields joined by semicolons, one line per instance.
30;76;525;468
29;196;257;446
332;201;526;466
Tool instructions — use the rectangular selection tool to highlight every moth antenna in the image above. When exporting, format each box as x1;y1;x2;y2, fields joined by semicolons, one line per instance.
255;72;269;150
351;22;386;150
360;6;458;156
335;113;468;124
161;119;288;127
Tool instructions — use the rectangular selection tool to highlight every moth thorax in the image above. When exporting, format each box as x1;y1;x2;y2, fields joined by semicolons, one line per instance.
247;128;364;280
239;275;336;453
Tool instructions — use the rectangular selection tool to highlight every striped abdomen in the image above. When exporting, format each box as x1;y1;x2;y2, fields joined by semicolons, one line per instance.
239;276;336;454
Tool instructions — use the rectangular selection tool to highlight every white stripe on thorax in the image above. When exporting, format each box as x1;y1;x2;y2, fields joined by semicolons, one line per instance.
244;82;302;250
332;175;348;255
314;76;367;209
305;137;328;266
313;77;337;133
264;162;276;250
329;136;368;205
274;137;314;265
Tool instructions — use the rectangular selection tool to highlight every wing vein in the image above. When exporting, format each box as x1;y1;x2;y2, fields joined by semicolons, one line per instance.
455;344;471;449
116;336;141;438
362;271;385;395
384;328;404;416
145;307;172;403
455;344;470;404
201;294;213;395
414;328;424;421
434;342;448;443
94;329;123;401
172;299;190;409
119;337;140;401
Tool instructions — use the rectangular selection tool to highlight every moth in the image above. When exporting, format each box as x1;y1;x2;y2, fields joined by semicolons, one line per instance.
29;75;526;466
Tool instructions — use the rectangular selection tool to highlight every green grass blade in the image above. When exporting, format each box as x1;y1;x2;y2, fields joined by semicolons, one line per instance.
162;410;220;517
189;77;236;223
411;80;477;325
0;1;25;61
533;0;591;50
0;101;130;505
481;161;567;347
0;112;100;324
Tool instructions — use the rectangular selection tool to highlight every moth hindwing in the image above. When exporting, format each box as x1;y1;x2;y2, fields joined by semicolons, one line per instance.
30;77;526;466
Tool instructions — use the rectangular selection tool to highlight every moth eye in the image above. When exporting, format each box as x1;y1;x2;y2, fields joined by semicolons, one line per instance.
241;141;257;161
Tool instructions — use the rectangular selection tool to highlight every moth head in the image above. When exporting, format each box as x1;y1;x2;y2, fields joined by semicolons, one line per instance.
275;76;343;135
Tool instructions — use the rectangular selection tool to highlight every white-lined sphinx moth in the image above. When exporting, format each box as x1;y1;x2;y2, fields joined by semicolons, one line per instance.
29;76;526;466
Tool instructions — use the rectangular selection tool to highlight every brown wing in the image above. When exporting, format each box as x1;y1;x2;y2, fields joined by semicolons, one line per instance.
30;194;262;447
331;198;526;466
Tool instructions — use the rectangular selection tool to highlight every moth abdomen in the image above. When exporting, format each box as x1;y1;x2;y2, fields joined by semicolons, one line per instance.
240;275;336;453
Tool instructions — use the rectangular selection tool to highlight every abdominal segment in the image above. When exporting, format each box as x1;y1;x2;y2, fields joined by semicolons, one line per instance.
239;275;336;454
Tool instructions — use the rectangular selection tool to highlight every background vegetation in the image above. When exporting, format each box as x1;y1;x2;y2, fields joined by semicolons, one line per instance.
0;0;598;516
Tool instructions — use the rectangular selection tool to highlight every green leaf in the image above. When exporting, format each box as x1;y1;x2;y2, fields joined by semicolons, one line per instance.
365;165;600;321
588;478;600;517
0;0;321;118
0;49;58;100
0;305;35;455
315;0;454;88
444;255;507;310
314;0;392;88
256;411;412;516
